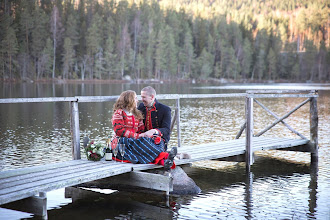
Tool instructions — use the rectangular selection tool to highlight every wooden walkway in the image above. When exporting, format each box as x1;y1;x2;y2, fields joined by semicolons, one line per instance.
0;90;318;218
0;137;309;206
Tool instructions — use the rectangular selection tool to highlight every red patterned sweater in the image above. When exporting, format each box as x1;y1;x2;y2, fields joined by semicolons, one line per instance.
112;109;145;139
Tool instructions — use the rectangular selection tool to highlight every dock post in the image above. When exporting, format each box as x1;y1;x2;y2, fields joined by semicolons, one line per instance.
245;95;254;171
1;192;48;219
70;101;81;160
38;192;48;220
310;92;318;163
176;98;181;147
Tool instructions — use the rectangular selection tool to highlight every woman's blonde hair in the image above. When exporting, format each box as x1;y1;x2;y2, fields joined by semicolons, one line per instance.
113;90;143;120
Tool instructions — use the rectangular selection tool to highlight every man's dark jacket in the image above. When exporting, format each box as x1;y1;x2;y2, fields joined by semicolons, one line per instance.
138;99;171;145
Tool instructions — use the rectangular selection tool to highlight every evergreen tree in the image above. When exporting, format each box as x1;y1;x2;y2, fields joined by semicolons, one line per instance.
164;26;177;79
50;5;64;79
65;13;79;48
94;48;105;79
104;35;117;79
154;28;167;80
267;48;277;80
144;26;156;79
62;37;75;79
302;39;317;81
131;10;142;77
77;0;87;58
225;46;240;80
39;38;53;79
279;42;296;79
193;18;208;56
254;47;266;80
253;30;268;80
181;28;195;78
316;41;328;81
116;22;131;79
0;14;11;78
61;11;79;79
195;48;213;79
86;12;103;79
31;5;48;79
214;61;221;78
1;26;19;79
292;62;300;81
18;1;33;55
17;1;34;79
135;53;145;80
241;37;253;79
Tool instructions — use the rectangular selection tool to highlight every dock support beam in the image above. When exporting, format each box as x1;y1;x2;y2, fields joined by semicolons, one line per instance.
310;95;318;163
70;101;81;160
245;96;254;172
76;171;173;194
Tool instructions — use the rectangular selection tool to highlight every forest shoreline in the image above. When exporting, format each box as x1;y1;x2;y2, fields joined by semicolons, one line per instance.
1;78;329;84
1;1;328;83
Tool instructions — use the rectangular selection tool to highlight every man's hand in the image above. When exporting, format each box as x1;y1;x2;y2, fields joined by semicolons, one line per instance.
144;129;157;138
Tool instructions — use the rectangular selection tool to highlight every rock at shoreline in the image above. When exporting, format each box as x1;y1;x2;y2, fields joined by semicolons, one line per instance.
171;166;201;195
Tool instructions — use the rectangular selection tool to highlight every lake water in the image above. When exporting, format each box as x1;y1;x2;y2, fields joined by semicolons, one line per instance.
0;82;329;219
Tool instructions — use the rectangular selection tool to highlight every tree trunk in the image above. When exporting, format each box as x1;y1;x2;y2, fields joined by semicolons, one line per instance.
52;17;57;79
9;55;12;79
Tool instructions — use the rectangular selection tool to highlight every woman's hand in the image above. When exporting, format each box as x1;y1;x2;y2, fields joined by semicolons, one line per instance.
138;133;146;138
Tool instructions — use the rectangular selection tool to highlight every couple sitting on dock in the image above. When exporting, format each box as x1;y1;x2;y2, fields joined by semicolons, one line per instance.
111;86;177;171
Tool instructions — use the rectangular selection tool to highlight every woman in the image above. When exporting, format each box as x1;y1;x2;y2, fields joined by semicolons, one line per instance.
111;90;176;171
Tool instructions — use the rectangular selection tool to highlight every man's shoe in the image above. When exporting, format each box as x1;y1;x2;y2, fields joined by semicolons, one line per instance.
164;159;173;171
164;147;177;171
168;147;177;160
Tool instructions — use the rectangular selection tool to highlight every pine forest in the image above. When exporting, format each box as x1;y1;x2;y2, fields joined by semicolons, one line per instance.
0;0;329;82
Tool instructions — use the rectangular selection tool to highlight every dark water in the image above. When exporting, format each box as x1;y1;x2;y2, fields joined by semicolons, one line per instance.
0;83;329;219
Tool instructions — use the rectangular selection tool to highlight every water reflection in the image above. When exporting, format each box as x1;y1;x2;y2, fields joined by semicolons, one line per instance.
179;156;322;219
45;187;174;220
308;162;318;219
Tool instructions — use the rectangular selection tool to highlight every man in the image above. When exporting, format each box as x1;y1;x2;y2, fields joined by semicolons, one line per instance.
138;86;171;151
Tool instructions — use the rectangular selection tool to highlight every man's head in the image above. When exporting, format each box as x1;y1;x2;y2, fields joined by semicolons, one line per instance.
141;86;156;107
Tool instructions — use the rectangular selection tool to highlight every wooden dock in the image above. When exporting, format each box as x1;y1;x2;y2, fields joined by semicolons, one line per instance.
0;137;310;206
0;90;318;218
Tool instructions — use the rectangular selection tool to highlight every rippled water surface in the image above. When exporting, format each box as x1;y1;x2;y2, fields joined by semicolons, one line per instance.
0;83;329;219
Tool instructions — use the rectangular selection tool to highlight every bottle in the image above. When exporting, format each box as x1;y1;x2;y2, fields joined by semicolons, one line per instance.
105;146;112;161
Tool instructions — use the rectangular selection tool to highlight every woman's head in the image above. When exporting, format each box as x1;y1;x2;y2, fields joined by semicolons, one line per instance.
113;90;142;119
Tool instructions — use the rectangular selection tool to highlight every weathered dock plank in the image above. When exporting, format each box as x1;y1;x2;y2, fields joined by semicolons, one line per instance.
0;162;120;189
0;137;313;207
174;137;309;165
0;160;97;182
0;161;134;205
